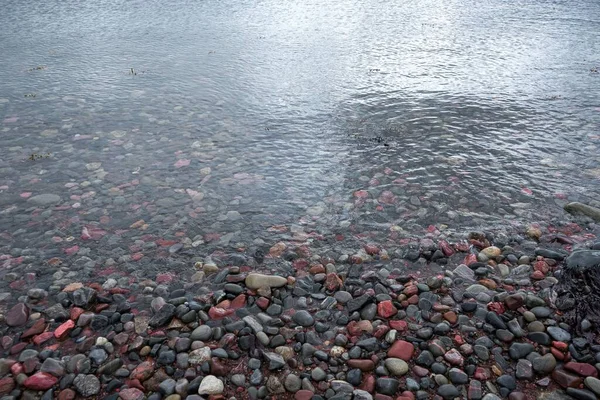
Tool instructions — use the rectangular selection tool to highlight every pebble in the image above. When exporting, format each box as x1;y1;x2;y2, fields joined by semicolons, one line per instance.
197;375;223;395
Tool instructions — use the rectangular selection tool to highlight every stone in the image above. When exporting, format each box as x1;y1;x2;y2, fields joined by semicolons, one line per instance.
285;374;302;392
6;303;28;327
547;326;571;342
28;193;61;206
564;202;600;222
73;374;100;397
267;376;285;394
293;310;314;327
376;377;399;395
387;340;413;361
384;358;409;376
188;347;211;365
552;369;583;389
23;372;58;390
584;377;600;396
245;273;288;289
532;354;557;375
148;303;176;327
437;384;460;399
119;388;145;400
197;375;223;395
190;325;212;341
264;352;285;370
448;368;468;384
516;359;533;380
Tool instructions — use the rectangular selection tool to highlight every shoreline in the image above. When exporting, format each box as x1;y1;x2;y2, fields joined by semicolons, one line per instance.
0;223;600;400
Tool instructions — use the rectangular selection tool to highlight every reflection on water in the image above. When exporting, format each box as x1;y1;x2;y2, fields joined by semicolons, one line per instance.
0;0;599;267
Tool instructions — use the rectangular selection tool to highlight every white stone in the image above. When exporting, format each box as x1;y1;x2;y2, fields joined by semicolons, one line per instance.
198;375;223;395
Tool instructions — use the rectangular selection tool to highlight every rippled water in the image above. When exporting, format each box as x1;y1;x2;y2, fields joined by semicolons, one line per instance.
1;0;600;269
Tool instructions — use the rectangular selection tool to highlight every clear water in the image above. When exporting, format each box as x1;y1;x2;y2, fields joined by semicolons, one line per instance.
1;0;599;270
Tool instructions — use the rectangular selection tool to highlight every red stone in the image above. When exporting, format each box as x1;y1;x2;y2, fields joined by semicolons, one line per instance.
325;273;343;291
553;341;569;352
0;377;15;396
22;318;46;339
531;270;545;280
131;361;155;382
377;300;397;318
444;349;464;366
119;388;145;400
10;363;22;375
208;307;234;320
360;374;375;393
364;244;380;255
552;369;583;388
309;264;325;274
389;320;407;331
70;307;85;321
464;254;477;265
57;388;76;400
474;367;491;380
373;325;390;339
293;259;309;270
23;372;58;390
387;340;414;361
295;390;314;400
413;366;429;377
565;362;598;377
444;311;458;324
54;320;75;340
347;359;375;371
10;342;28;354
439;240;455;256
402;285;418;296
407;295;419;305
230;294;246;309
33;332;54;345
551;347;567;361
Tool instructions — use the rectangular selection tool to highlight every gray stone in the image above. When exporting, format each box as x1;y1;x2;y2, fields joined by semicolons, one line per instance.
532;354;556;374
190;325;212;341
28;193;61;206
198;375;223;395
148;303;176;327
284;374;301;392
245;273;288;289
564;202;600;222
584;377;600;396
437;384;459;399
384;358;409;376
263;352;285;370
547;326;571;342
293;310;314;327
73;374;101;397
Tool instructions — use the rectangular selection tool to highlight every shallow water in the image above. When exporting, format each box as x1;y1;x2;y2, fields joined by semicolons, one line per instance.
1;0;600;269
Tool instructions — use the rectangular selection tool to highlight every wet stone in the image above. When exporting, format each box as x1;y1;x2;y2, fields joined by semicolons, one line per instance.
376;378;399;395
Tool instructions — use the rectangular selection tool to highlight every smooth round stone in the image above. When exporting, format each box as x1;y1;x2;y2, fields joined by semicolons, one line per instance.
311;367;326;382
284;374;301;392
547;326;571;342
532;354;556;374
530;307;551;318
293;310;315;327
584;377;600;396
437;384;459;400
384;358;409;376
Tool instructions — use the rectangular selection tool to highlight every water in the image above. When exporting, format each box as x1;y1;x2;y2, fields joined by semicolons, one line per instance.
1;0;600;272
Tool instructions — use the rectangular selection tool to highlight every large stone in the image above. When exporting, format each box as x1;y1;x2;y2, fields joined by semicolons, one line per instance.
23;372;58;390
263;352;285;370
198;375;223;395
564;202;600;222
73;374;100;397
245;273;288;289
584;377;600;396
565;250;600;272
148;303;176;327
292;310;314;327
6;303;28;327
387;340;414;361
532;354;556;375
384;358;409;376
28;193;61;206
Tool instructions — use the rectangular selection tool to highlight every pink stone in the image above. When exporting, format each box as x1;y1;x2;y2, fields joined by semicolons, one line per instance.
131;361;155;382
54;320;75;340
6;303;28;327
119;388;145;400
387;340;414;361
377;300;398;318
295;390;314;400
444;349;464;366
23;372;58;390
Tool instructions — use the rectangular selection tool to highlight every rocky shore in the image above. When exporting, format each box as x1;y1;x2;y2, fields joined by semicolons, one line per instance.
1;228;600;400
